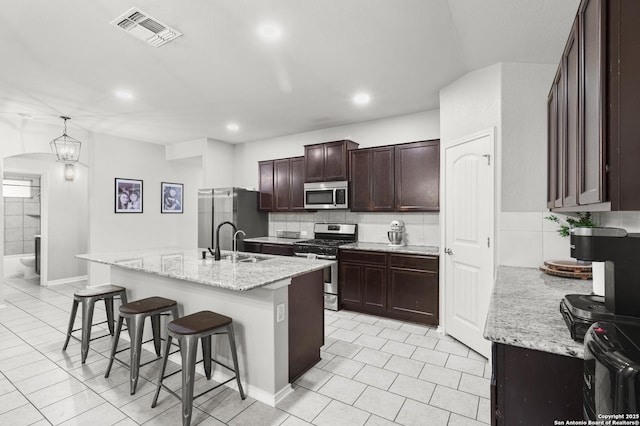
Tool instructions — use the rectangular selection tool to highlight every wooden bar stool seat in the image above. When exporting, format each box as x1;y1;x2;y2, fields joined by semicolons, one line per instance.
63;284;127;363
105;296;179;395
152;310;245;426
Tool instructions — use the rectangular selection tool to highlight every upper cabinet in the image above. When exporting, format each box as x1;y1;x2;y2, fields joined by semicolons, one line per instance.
259;156;305;212
304;140;359;182
349;140;440;212
395;140;440;211
349;146;395;212
549;0;640;211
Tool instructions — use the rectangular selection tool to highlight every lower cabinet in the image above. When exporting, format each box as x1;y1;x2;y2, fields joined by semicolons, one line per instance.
242;241;294;256
492;343;583;425
339;249;439;325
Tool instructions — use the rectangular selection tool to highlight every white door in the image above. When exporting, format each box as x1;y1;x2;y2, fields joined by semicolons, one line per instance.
443;129;494;358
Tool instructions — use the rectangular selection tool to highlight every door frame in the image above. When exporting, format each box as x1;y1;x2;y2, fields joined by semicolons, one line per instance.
439;127;497;338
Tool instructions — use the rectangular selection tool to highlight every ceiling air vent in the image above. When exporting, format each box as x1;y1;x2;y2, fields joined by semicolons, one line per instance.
110;7;182;47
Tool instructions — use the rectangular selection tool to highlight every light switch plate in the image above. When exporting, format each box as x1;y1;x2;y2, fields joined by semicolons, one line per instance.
276;303;286;322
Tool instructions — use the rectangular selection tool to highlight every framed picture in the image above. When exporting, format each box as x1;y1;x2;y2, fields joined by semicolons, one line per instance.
161;253;184;274
161;182;183;213
115;178;143;213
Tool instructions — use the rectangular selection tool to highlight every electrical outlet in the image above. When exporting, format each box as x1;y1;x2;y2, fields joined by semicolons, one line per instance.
276;303;286;322
300;230;308;237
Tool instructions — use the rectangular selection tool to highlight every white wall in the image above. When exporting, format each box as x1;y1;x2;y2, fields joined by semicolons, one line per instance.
4;155;89;282
87;133;202;284
233;110;440;189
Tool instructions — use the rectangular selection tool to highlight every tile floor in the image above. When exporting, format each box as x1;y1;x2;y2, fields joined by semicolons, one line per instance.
0;276;491;425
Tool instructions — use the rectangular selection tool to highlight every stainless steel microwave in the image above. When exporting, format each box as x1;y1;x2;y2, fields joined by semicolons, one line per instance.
304;181;349;209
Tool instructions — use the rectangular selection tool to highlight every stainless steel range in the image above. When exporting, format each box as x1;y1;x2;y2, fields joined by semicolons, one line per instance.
293;223;357;311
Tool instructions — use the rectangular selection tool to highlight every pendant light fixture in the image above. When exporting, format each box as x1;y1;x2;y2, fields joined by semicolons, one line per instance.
50;116;81;163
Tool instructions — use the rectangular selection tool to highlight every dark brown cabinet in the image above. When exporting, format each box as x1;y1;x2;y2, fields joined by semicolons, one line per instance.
548;0;640;211
258;160;274;211
242;241;294;256
395;140;440;211
349;147;395;212
339;249;439;325
259;156;305;212
492;343;583;425
387;254;438;325
304;140;359;183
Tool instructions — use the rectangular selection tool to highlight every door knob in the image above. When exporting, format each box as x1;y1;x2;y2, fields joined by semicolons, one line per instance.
445;248;454;255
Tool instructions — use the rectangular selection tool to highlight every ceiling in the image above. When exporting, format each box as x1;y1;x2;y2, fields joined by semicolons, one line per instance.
0;0;580;145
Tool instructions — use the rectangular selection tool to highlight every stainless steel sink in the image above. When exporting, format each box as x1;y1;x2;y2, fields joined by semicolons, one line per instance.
222;253;269;263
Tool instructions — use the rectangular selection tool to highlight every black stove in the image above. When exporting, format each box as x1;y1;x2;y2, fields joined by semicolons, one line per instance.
561;294;639;341
293;223;357;259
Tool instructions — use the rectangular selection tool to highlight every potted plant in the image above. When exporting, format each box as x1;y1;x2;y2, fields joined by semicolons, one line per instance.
544;212;597;237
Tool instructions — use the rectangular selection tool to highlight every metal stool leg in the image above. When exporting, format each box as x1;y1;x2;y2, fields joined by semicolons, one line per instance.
63;299;79;351
180;335;198;426
151;314;162;357
201;335;212;380
151;334;173;408
80;298;96;363
128;314;146;395
104;297;115;336
105;315;124;378
227;324;245;399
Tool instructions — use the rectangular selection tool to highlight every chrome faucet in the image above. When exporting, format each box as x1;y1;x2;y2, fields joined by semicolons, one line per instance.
233;230;246;255
213;221;237;261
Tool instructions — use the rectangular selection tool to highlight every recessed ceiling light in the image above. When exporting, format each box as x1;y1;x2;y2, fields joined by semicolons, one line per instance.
353;92;371;105
115;90;134;100
257;23;282;42
226;122;240;132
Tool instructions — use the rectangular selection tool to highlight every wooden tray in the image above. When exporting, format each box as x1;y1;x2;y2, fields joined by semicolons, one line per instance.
539;264;592;280
543;260;592;273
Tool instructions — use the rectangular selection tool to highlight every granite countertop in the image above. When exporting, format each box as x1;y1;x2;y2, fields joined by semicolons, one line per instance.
243;236;308;245
484;266;592;359
76;249;334;292
340;242;439;256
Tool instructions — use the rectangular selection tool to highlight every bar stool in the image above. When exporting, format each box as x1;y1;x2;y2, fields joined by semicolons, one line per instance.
152;310;245;426
105;296;179;394
63;284;127;363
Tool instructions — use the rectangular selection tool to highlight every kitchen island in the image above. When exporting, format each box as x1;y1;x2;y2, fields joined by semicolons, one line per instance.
77;249;334;406
484;266;591;425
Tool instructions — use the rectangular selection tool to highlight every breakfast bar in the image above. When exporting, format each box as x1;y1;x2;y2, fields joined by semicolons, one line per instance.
77;249;334;407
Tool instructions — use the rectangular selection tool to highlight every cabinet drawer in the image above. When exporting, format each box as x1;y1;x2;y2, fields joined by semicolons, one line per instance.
261;243;294;256
339;250;387;266
243;242;262;254
389;254;438;272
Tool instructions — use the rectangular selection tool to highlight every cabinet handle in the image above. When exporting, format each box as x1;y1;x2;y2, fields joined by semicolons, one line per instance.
445;248;454;255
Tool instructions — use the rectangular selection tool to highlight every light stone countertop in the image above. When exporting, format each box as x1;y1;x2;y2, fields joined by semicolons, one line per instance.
340;242;439;256
76;248;334;292
243;236;308;245
484;266;592;359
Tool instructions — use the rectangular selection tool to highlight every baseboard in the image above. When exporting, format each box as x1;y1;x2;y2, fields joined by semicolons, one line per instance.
2;273;21;278
44;275;88;286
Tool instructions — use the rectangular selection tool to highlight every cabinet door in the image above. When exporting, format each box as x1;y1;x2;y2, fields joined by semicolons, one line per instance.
363;265;386;312
371;147;395;211
274;159;291;211
349;150;372;211
304;144;325;182
289;156;305;210
563;19;579;207
325;141;348;181
387;267;438;325
258;160;274;211
578;0;605;205
554;65;565;208
395;140;440;211
339;262;363;309
547;84;558;209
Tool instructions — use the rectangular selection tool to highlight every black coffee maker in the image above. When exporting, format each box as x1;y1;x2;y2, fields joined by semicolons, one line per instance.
566;227;640;419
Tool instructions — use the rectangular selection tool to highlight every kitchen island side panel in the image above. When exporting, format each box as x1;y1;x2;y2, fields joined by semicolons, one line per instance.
110;267;291;406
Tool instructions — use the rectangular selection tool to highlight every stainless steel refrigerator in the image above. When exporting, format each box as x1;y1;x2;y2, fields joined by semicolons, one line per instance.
198;188;268;252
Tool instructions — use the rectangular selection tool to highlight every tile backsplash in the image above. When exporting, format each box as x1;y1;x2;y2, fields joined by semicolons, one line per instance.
269;211;440;246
